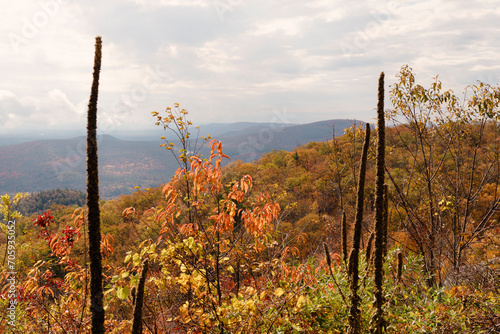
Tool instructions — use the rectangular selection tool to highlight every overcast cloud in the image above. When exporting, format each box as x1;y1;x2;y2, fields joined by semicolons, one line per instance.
1;0;500;136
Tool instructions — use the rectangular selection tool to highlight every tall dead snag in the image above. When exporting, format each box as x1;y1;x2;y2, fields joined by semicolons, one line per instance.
341;211;348;263
383;184;388;258
87;36;105;334
132;260;149;334
370;72;387;334
365;231;374;265
347;123;371;334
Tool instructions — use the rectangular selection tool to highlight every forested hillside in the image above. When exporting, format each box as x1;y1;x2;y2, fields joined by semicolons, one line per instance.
0;120;359;198
16;189;86;216
1;66;500;333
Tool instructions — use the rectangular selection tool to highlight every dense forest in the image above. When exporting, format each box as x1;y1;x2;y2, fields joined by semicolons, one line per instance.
1;52;500;333
14;189;87;217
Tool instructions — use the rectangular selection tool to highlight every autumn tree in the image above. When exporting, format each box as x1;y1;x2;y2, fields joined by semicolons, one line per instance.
110;105;307;333
0;193;27;265
386;65;500;286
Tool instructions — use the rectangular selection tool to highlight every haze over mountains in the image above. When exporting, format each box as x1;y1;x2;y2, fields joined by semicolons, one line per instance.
0;119;363;198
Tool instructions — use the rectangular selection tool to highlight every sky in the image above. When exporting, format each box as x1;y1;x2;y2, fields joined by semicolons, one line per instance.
1;0;500;137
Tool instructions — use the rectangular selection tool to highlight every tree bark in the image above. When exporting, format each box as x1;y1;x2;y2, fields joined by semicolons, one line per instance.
87;36;105;334
132;260;149;334
370;72;387;334
347;123;370;334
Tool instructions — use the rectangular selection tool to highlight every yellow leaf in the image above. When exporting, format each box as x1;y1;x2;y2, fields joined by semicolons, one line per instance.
245;299;256;312
178;273;190;286
274;287;285;297
296;295;306;308
116;286;129;300
132;253;141;267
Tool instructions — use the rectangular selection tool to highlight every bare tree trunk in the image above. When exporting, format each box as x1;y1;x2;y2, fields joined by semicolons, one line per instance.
132;260;149;334
87;36;105;334
347;123;371;334
341;211;348;263
370;72;387;334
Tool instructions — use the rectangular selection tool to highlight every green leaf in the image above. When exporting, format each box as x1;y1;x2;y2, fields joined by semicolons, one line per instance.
116;286;129;300
133;253;141;267
184;237;195;250
130;273;140;287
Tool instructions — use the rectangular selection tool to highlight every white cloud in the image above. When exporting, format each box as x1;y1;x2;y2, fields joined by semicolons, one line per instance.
0;89;84;131
254;74;328;92
306;0;364;22
195;39;241;72
127;0;210;7
1;0;500;133
251;16;311;36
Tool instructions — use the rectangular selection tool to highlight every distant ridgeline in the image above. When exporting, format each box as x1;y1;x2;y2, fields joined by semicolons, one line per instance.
17;189;86;216
0;119;364;199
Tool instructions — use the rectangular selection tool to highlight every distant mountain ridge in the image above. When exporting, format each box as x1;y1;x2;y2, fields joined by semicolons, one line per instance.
0;119;364;198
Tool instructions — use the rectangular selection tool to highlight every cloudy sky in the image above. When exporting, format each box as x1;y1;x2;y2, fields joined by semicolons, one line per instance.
1;0;500;136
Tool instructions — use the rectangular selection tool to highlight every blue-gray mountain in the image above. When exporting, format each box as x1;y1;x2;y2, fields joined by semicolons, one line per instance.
0;119;364;198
